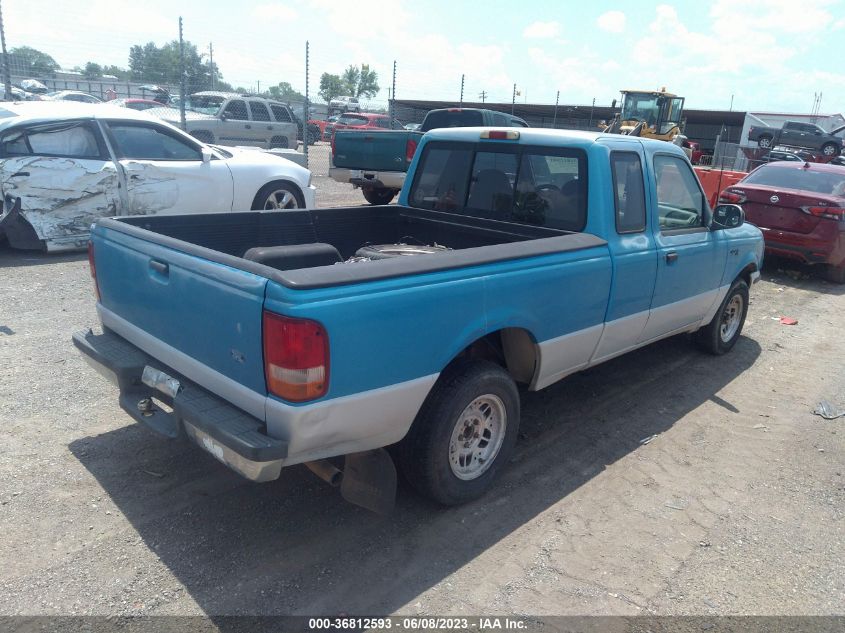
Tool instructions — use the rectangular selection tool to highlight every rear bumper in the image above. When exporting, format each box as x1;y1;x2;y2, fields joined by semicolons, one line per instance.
760;226;845;266
72;329;288;482
328;167;405;190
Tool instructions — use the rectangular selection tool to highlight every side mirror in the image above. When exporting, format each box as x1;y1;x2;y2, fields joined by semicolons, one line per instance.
711;204;744;230
201;147;213;163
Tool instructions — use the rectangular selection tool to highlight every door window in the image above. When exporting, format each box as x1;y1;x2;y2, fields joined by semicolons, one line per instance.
611;152;646;233
0;122;103;159
222;100;248;120
249;101;271;121
654;154;705;230
109;123;202;161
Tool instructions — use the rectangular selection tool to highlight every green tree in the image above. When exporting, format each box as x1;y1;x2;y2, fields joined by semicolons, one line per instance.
268;81;304;102
83;62;103;80
128;40;216;94
341;64;379;98
318;73;344;102
8;46;59;77
102;65;131;81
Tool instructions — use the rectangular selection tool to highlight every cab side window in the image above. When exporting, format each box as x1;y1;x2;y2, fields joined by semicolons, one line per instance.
222;99;248;121
654;154;705;230
0;122;103;159
611;152;646;233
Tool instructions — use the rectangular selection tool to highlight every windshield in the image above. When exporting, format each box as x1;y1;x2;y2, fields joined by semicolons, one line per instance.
337;114;368;125
744;165;845;195
621;93;683;134
188;95;224;115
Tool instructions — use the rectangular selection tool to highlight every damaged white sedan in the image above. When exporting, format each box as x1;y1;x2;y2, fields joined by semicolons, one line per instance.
0;102;316;251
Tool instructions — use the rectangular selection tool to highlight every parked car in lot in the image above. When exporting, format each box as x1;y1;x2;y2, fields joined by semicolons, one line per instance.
74;128;763;510
331;107;529;204
681;139;703;164
324;112;403;141
720;161;845;282
109;98;173;112
155;91;298;150
0;102;315;252
328;95;360;114
45;90;103;104
747;121;844;156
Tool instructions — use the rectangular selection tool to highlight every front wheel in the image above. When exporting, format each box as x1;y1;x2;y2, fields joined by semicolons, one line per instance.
398;360;520;505
757;136;773;149
251;181;305;210
362;188;396;205
821;142;840;157
695;279;749;355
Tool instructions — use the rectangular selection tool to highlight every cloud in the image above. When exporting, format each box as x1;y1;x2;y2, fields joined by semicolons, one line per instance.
252;3;298;21
523;21;561;39
597;11;626;33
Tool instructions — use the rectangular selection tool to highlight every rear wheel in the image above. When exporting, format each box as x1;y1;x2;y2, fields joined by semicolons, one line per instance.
251;181;304;210
398;360;520;505
362;187;396;205
821;142;840;157
695;279;749;355
757;136;773;149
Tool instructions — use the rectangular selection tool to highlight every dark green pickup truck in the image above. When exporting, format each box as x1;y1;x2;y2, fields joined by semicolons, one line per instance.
330;108;528;204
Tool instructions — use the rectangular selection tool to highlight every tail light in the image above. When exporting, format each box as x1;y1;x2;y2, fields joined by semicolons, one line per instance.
719;190;746;204
87;240;100;301
802;205;845;221
405;137;418;162
331;131;336;157
480;129;520;140
263;311;329;402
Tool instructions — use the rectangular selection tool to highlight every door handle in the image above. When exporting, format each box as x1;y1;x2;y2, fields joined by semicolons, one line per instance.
665;251;679;264
10;171;29;178
149;260;169;275
245;124;252;129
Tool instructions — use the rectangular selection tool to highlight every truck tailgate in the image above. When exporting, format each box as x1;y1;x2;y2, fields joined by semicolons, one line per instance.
333;130;416;172
91;225;269;408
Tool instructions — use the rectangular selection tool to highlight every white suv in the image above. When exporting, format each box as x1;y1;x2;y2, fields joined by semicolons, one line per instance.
329;95;360;114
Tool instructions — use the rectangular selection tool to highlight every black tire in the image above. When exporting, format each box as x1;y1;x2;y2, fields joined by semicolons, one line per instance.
397;360;520;505
307;124;321;145
695;279;749;355
821;142;840;157
190;130;214;144
362;188;396;205
270;135;289;149
251;181;305;210
824;263;845;284
757;136;773;149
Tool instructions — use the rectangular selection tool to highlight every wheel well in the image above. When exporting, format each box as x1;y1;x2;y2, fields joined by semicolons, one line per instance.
251;180;305;209
447;328;538;385
738;263;757;286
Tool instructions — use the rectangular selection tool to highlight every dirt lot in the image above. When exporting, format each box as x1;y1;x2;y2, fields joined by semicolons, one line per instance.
0;191;843;617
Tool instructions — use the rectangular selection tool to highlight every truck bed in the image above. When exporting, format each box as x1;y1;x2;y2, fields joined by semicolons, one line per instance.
107;206;604;289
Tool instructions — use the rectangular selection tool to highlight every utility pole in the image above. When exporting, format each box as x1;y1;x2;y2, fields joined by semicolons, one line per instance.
178;17;186;131
257;80;260;94
459;74;464;106
552;90;559;128
0;0;12;101
303;41;309;163
478;91;487;103
209;42;215;90
512;83;517;115
589;97;595;127
389;60;396;124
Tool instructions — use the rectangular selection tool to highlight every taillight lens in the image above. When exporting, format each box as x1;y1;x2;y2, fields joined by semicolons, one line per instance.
405;137;418;163
331;132;336;157
263;311;329;402
87;240;100;301
802;206;845;221
719;190;746;204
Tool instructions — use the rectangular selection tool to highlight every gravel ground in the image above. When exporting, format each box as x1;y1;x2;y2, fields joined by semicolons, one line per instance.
0;200;843;617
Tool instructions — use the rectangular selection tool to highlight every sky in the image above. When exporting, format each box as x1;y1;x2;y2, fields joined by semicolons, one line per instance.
6;0;845;113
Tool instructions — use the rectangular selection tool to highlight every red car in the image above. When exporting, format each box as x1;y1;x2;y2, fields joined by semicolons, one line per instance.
720;161;845;283
324;112;399;139
682;139;703;164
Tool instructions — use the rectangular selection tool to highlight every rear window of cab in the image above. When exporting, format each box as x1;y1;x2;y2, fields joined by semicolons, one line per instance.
409;141;587;232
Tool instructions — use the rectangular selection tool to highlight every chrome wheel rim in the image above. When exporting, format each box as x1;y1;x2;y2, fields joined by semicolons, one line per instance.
263;189;298;210
720;294;743;342
759;138;771;148
449;394;507;481
823;145;836;156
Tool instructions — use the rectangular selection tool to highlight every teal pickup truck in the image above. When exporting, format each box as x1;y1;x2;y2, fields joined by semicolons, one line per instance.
74;127;763;511
330;108;528;204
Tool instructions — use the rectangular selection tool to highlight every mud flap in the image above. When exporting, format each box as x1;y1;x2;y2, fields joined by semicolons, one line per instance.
341;449;397;515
